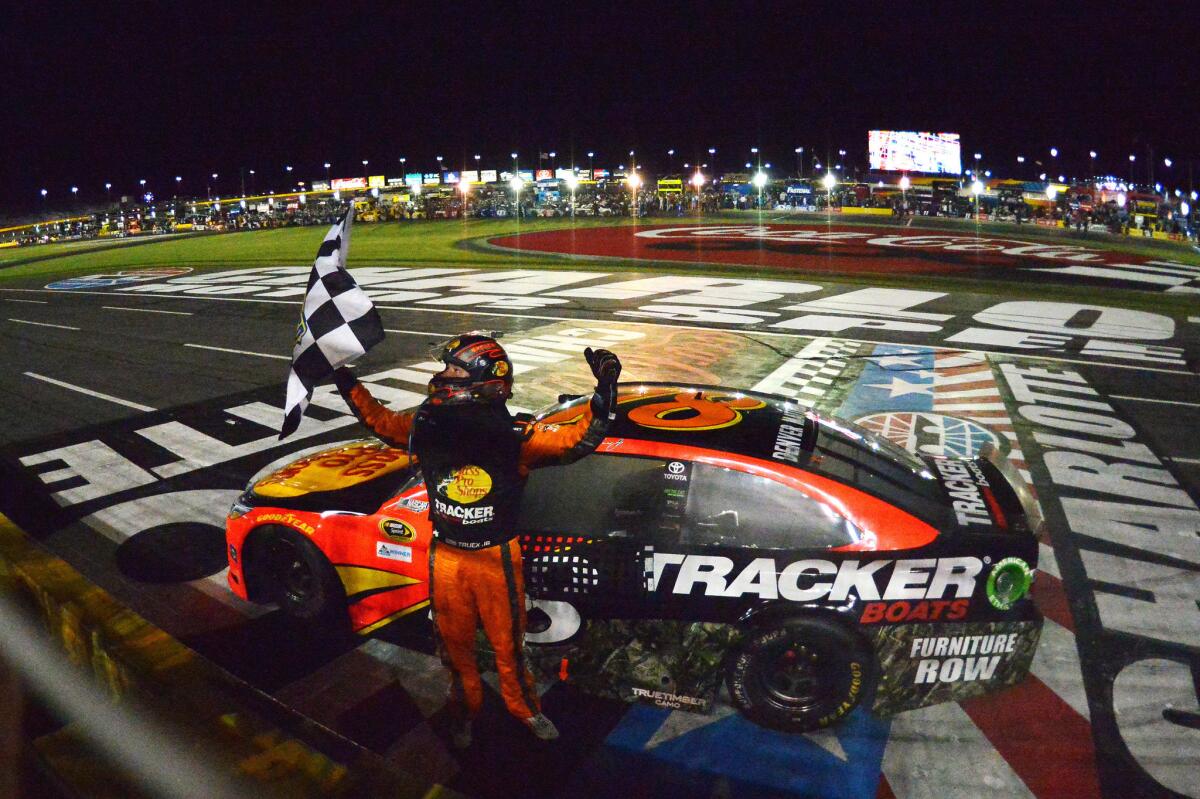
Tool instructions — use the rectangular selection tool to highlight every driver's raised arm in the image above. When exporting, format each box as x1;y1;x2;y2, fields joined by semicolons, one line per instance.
333;367;416;450
518;348;621;473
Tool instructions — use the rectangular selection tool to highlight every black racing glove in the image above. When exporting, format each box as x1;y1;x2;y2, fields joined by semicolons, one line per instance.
585;348;621;420
585;347;621;386
332;366;359;394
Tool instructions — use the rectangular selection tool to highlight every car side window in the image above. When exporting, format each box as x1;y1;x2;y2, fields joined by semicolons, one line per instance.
519;455;667;538
681;463;862;549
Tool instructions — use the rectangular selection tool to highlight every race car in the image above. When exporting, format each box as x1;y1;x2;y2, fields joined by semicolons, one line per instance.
225;383;1044;732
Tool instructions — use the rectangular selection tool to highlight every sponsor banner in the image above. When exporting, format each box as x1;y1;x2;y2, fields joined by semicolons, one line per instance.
443;171;460;184
422;173;440;185
460;170;479;183
480;169;498;182
869;620;1041;715
385;177;404;187
404;173;423;187
367;175;386;189
536;169;553;180
555;168;575;180
311;180;330;191
331;177;366;190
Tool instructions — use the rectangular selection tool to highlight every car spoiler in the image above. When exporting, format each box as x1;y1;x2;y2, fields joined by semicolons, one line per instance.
977;442;1045;538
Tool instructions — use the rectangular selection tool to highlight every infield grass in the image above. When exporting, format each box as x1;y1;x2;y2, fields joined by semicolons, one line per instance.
2;213;1197;316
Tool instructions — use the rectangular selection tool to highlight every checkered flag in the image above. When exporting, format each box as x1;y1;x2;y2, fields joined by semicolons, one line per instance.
279;208;383;439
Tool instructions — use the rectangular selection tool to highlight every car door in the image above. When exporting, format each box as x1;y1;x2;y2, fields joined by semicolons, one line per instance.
517;453;668;619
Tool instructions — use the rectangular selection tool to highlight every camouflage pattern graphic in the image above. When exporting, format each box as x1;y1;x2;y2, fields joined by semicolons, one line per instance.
868;619;1042;716
522;619;743;713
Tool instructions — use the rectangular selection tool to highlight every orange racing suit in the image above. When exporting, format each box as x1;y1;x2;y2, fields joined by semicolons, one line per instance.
337;375;613;721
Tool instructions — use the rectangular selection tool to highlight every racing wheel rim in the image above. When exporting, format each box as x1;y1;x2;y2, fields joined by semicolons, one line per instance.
270;537;317;606
758;638;828;711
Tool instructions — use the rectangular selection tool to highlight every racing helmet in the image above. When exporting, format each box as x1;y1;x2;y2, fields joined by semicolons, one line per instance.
427;332;513;405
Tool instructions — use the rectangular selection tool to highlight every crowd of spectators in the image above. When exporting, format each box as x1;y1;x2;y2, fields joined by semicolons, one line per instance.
4;174;1196;248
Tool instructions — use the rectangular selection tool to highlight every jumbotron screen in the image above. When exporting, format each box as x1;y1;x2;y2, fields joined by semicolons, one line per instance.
868;131;962;174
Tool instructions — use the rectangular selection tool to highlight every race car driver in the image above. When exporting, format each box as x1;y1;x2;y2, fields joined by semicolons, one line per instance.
333;333;621;747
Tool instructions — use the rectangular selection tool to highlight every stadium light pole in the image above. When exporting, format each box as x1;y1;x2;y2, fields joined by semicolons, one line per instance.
972;179;984;221
587;151;594;177
752;169;768;209
667;149;675;173
794;147;804;178
70;186;78;207
708;147;717;178
324;162;331;184
474;154;481;177
565;173;578;217
899;174;910;214
105;182;112;203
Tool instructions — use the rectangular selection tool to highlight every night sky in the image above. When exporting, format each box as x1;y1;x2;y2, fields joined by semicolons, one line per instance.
3;2;1198;215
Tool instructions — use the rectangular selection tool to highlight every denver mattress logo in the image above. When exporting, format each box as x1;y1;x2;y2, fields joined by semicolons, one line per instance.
652;554;983;601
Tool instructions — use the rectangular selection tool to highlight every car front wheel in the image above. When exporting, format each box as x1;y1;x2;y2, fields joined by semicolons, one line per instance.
726;616;875;732
259;526;347;631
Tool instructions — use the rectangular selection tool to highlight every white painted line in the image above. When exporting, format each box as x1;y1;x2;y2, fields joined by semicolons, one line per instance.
383;328;452;337
1109;395;1200;408
1169;456;1200;464
4;298;48;304
3;286;1196;377
183;343;290;360
8;318;80;330
24;372;156;412
103;306;193;316
1189;316;1199;324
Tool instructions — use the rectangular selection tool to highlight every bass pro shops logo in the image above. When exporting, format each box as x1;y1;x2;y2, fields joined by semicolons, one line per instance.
436;465;492;503
652;554;983;602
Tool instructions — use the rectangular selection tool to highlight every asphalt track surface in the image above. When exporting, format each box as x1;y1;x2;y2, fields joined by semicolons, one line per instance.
1;225;1198;799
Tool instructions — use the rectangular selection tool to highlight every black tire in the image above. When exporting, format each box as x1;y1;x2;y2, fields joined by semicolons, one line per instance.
258;527;347;630
726;616;875;733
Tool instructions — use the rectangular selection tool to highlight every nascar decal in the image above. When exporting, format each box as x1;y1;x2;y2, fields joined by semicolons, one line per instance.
379;518;417;542
396;496;429;514
932;458;994;527
437;465;492;503
651;554;982;602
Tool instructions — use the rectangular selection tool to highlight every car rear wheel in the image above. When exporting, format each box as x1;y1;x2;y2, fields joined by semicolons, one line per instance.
258;526;347;630
726;616;875;732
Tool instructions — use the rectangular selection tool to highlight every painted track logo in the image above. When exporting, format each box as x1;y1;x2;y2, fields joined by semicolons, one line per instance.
47;267;193;290
855;412;1001;458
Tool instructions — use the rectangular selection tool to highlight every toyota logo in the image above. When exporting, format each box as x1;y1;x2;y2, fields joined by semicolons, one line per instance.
668;461;686;474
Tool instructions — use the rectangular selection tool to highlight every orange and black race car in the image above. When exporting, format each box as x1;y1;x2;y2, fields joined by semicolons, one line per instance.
225;383;1044;732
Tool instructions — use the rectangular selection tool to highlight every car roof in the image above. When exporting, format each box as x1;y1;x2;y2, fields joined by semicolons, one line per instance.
539;382;808;466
